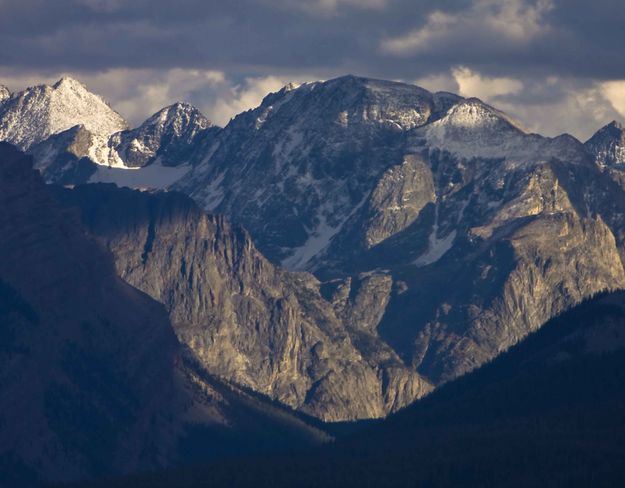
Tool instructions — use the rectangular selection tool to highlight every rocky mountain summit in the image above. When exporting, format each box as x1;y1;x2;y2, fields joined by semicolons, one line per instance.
0;77;128;151
107;102;215;168
176;76;462;266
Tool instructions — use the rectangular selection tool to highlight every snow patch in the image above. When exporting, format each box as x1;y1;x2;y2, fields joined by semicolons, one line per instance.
282;194;369;270
88;159;190;190
414;205;456;267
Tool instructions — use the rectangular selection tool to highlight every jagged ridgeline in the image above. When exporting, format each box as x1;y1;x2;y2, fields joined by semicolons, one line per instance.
2;75;625;427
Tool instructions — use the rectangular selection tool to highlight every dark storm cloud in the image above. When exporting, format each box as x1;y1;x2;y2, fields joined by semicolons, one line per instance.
0;0;623;138
0;0;623;80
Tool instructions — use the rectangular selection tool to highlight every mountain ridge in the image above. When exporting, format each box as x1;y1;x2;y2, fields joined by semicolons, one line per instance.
3;74;625;425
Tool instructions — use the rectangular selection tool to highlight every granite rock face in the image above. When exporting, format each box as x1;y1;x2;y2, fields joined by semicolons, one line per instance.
60;185;431;421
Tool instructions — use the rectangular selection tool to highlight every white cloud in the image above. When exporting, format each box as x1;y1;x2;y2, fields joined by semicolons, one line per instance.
413;72;459;94
382;11;455;54
490;79;624;140
413;67;624;140
208;76;292;125
382;0;554;55
601;81;625;118
452;66;524;99
481;0;553;41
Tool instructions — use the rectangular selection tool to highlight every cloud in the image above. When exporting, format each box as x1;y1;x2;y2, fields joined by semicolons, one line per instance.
601;81;625;118
413;73;459;94
207;76;293;125
484;77;625;140
382;0;554;55
381;11;456;55
413;66;624;140
452;66;524;99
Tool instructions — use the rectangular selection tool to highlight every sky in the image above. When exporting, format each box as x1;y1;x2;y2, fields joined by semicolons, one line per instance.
0;0;624;139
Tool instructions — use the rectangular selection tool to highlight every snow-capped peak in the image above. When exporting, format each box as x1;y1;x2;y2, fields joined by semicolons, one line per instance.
104;102;212;168
0;85;10;104
585;120;625;167
438;98;526;132
0;77;128;150
52;76;89;92
143;102;211;134
242;74;443;136
419;98;543;160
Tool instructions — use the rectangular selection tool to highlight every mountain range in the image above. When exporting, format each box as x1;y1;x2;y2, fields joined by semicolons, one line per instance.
1;75;625;486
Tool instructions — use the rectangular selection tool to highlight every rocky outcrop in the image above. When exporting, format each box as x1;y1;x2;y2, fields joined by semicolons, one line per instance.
59;185;431;421
364;154;436;248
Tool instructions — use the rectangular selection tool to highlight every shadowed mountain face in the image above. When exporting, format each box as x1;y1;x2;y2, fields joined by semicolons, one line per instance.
56;184;431;422
0;144;332;487
73;290;625;488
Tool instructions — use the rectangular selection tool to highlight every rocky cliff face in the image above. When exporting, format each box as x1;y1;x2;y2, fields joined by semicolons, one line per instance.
59;185;431;421
0;143;331;486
